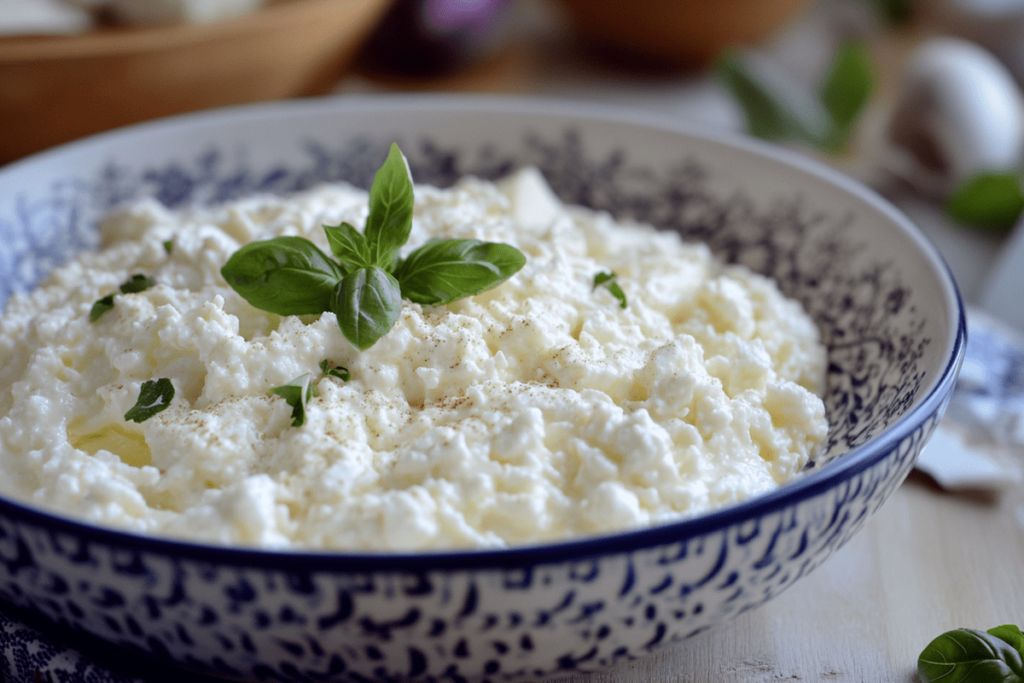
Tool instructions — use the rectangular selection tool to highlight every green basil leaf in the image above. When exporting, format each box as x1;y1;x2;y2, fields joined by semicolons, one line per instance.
716;48;832;146
324;222;371;270
947;172;1024;232
918;628;1024;683
593;271;628;309
124;378;175;423
269;373;317;427
365;143;415;269
332;266;403;351
394;238;526;306
819;40;873;151
221;236;344;316
319;359;351;382
90;294;116;322
989;625;1024;655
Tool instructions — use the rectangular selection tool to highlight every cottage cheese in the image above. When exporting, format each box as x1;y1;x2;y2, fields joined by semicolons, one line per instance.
0;169;828;550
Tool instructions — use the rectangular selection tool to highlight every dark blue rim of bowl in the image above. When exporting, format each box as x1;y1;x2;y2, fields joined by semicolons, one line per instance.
0;94;968;572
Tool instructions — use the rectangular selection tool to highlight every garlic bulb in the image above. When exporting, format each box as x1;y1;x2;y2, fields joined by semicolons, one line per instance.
885;37;1024;197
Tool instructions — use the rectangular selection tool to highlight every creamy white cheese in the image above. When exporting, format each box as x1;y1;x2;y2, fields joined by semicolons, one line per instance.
0;169;828;550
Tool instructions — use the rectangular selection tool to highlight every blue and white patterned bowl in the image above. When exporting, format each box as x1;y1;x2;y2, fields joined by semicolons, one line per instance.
0;95;965;682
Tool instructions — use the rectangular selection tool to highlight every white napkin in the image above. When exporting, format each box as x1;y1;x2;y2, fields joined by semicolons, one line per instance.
916;306;1024;490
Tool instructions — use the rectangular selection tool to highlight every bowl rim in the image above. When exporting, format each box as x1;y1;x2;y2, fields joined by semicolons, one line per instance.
0;93;968;571
0;0;369;61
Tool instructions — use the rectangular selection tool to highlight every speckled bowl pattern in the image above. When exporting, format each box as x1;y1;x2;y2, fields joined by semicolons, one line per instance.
0;96;965;682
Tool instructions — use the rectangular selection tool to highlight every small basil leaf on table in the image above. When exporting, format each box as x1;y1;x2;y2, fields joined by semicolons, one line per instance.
333;266;403;351
125;378;175;423
269;373;317;427
918;627;1024;683
221;236;344;316
946;171;1024;232
364;142;415;269
395;238;526;305
715;48;832;146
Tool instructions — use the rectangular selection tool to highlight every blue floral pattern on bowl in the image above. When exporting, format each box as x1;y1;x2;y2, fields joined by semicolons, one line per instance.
0;96;964;683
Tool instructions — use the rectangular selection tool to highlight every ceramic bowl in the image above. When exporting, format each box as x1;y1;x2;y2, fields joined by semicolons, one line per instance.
0;0;392;166
0;95;965;682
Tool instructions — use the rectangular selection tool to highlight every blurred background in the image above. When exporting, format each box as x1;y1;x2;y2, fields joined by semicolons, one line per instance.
6;0;1024;318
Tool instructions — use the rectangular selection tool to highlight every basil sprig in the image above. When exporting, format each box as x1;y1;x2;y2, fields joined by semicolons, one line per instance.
946;171;1024;233
918;624;1024;683
221;143;526;350
124;378;174;423
716;40;873;153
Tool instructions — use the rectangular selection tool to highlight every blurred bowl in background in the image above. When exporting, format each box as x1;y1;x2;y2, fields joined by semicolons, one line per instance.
0;0;393;165
552;0;812;68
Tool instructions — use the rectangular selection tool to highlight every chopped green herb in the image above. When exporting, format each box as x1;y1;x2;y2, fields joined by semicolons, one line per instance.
90;274;158;322
163;240;174;254
221;143;526;350
319;360;351;382
269;374;318;427
124;378;175;423
918;624;1024;683
90;294;116;322
593;271;627;309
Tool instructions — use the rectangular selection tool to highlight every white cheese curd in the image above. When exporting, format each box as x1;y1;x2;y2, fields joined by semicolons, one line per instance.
0;169;828;550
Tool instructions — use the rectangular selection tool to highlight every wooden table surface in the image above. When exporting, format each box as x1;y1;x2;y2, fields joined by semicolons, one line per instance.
537;471;1024;683
338;3;1024;681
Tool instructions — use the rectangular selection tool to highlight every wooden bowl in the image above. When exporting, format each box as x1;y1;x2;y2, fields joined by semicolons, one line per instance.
552;0;811;68
0;0;393;165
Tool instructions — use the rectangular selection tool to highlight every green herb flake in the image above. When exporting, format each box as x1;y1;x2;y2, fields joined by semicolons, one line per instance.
269;373;318;427
90;274;158;322
90;294;116;322
163;240;174;254
119;274;156;294
593;271;628;309
918;624;1024;683
947;171;1024;233
124;378;175;423
319;360;351;382
219;143;526;351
